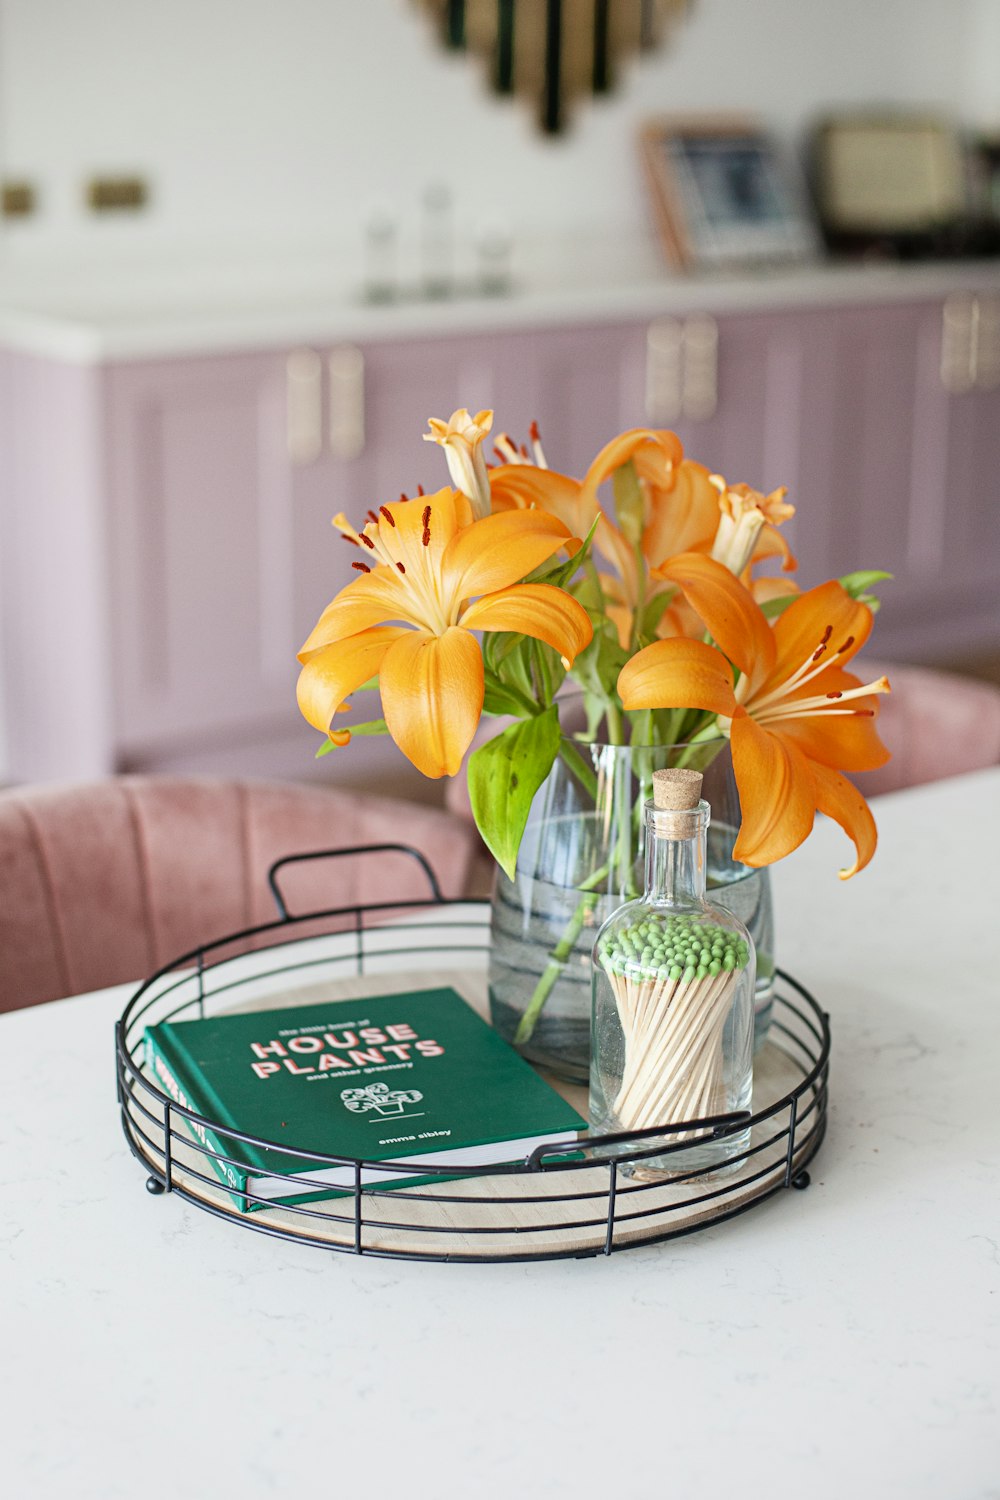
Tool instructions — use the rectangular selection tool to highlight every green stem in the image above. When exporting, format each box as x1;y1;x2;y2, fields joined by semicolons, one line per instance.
512;859;611;1046
604;699;624;745
513;895;593;1045
557;740;599;802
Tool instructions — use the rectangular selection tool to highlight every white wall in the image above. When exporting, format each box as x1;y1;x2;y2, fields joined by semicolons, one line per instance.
0;0;994;262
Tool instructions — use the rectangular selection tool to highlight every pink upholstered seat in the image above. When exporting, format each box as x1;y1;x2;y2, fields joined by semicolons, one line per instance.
0;776;476;1013
850;661;1000;797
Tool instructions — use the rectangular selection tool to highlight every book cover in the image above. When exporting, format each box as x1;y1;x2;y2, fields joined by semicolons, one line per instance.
144;986;585;1212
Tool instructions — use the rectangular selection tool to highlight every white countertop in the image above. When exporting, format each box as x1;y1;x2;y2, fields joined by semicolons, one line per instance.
1;235;999;362
2;768;998;1500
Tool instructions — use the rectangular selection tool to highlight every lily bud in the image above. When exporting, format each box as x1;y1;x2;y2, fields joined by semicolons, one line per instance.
424;408;494;520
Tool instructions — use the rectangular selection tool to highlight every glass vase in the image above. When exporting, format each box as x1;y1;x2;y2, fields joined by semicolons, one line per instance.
488;736;774;1084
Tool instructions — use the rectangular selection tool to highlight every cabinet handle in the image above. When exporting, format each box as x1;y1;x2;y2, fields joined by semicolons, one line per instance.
645;315;719;425
682;314;718;421
645;316;683;424
286;348;323;465
328;344;365;460
940;295;977;394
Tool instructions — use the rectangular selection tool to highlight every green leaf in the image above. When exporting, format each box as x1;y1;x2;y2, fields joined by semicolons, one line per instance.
482;683;528;717
569;614;628;708
639;586;677;641
530;515;600;590
314;719;389;757
759;592;798;620
467;707;560;881
839;569;893;612
496;637;536;701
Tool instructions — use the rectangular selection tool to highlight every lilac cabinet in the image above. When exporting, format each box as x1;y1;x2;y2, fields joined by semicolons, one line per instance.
661;297;1000;663
2;290;999;786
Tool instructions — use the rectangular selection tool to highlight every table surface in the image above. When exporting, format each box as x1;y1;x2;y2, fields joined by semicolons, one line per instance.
2;769;998;1500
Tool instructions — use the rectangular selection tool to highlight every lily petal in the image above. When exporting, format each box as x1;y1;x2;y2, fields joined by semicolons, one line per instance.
580;428;684;504
759;580;874;700
488;465;590;535
729;711;818;867
618;637;739;717
459;583;593;665
750;521;797;572
441;508;575;601
381;485;470;575
810;760;879;878
296;627;408;736
298;570;404;660
653;552;776;681
379;626;484;778
777;665;892;772
641;459;720;567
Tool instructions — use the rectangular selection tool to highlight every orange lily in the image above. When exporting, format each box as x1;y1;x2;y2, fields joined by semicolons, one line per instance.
297;487;593;778
578;429;798;646
618;553;891;877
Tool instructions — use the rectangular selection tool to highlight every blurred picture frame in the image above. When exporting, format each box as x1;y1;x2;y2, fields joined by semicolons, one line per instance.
640;116;822;272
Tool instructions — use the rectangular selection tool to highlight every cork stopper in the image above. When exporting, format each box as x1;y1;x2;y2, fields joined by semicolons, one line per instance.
652;768;703;810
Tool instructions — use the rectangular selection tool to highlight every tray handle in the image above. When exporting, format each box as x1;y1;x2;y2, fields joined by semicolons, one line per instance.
267;843;445;921
524;1110;754;1168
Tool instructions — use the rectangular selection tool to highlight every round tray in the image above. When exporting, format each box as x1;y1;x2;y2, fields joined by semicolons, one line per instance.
116;898;829;1263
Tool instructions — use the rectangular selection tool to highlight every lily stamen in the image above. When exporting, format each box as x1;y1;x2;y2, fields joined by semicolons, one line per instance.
493;434;524;464
749;626;842;711
755;675;891;727
812;625;833;661
529;420;548;468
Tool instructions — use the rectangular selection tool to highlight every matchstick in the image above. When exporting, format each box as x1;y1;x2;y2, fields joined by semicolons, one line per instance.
598;916;749;1143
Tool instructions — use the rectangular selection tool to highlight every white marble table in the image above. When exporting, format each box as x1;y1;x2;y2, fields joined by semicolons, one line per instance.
2;769;997;1500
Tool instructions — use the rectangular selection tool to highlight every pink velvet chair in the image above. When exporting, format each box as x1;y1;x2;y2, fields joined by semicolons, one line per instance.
850;661;1000;797
0;776;476;1013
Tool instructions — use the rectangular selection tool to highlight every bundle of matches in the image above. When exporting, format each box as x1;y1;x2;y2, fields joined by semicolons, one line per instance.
595;766;752;1149
598;914;751;1139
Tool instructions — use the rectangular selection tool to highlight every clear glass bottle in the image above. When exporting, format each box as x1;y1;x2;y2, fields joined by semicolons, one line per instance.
590;769;755;1175
420;182;454;299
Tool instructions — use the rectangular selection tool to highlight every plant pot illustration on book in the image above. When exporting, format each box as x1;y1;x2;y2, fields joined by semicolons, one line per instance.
340;1083;424;1117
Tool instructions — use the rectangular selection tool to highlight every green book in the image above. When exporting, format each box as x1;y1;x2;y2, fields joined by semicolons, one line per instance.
144;986;585;1213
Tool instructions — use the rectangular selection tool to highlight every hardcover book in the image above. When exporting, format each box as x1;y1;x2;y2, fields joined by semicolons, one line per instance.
144;986;585;1212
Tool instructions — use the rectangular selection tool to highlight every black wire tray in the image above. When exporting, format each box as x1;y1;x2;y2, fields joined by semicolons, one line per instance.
116;845;830;1263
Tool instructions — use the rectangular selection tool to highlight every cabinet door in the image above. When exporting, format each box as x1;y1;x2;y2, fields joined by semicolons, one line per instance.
646;306;840;584
660;297;1000;664
903;296;1000;660
106;352;295;754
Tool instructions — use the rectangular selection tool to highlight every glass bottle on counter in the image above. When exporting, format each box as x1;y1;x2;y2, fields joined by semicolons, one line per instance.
590;767;755;1175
